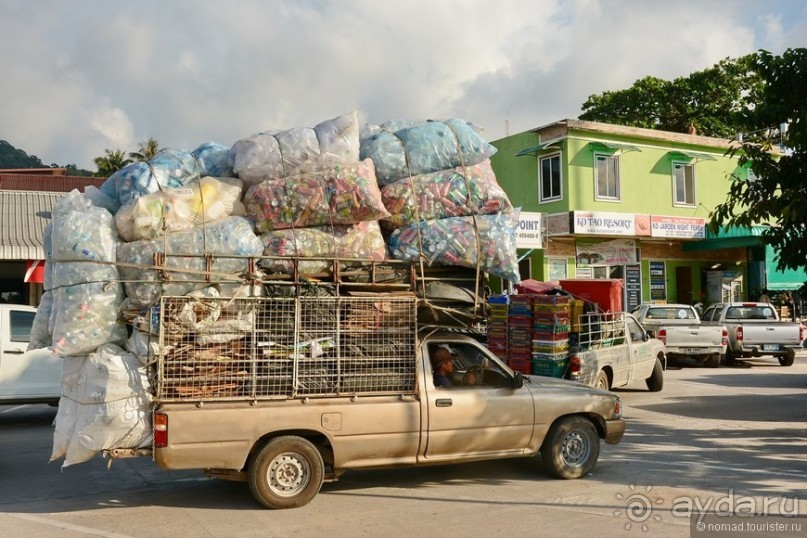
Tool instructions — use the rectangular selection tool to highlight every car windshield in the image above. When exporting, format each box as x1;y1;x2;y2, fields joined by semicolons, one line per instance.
725;306;776;320
645;307;695;320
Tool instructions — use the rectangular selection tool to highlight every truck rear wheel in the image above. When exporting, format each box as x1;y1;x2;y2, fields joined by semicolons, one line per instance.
540;416;599;479
248;436;324;509
646;358;664;392
705;354;721;368
595;370;610;391
779;350;796;367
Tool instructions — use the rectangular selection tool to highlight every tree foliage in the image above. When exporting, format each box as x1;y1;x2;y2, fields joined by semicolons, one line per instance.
579;55;762;138
93;149;132;178
710;48;807;272
129;137;162;162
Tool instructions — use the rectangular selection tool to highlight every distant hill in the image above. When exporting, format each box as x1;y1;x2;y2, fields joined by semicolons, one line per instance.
0;139;94;176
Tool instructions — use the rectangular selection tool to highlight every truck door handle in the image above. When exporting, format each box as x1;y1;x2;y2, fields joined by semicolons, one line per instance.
435;399;453;407
4;350;23;354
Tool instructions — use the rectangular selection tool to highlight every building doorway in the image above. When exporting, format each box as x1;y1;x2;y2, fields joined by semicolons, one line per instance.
675;267;692;305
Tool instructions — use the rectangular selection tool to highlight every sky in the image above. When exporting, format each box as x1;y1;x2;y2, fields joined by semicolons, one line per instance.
1;0;805;171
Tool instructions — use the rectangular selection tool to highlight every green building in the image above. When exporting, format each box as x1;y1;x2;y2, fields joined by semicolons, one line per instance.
490;119;806;311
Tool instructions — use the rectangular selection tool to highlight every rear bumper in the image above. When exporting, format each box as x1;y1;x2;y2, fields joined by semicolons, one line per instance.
604;418;626;445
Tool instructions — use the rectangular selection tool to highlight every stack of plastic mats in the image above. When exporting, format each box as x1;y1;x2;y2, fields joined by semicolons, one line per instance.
507;295;534;374
486;295;508;360
532;295;571;378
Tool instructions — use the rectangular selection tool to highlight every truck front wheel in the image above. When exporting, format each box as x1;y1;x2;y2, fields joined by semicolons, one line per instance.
779;350;796;367
646;358;664;392
541;416;599;479
248;436;324;509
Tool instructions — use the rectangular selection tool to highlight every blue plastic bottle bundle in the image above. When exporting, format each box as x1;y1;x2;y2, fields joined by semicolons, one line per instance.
100;149;202;210
243;159;389;232
117;216;264;308
51;280;128;357
231;111;360;185
259;220;387;275
388;212;521;283
380;160;512;229
191;142;235;178
359;118;498;185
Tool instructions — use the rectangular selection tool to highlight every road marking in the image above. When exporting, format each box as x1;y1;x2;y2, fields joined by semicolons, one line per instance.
606;456;806;479
5;512;136;537
1;405;29;414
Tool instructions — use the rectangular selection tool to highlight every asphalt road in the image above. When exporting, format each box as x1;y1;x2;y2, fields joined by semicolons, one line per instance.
1;352;806;537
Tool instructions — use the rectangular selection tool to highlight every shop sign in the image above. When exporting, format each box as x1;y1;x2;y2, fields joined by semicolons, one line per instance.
573;211;636;236
575;238;637;265
515;212;542;248
650;216;706;239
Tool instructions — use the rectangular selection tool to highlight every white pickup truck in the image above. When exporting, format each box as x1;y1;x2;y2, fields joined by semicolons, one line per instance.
701;302;803;366
631;303;728;367
0;304;61;404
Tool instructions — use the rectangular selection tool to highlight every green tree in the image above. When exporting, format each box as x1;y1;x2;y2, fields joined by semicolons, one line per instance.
129;138;162;162
710;48;807;272
579;55;762;138
94;149;132;177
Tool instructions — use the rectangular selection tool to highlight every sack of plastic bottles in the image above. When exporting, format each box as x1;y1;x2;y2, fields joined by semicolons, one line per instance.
117;216;264;308
51;190;117;265
99;149;201;211
50;344;152;468
28;224;53;350
260;220;387;274
380;160;512;228
360;118;497;185
244;159;389;232
191;142;234;178
388;212;521;283
115;176;247;241
231;110;360;185
51;280;128;356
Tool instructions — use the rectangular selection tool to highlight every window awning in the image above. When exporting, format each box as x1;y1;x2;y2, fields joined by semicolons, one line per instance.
681;225;767;251
668;150;717;162
765;245;807;291
516;141;562;156
588;141;641;153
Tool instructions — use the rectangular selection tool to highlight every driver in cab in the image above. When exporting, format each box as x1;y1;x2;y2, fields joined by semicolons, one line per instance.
431;345;477;387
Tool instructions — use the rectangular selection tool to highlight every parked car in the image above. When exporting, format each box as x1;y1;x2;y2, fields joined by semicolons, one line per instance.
0;304;61;404
631;303;727;367
701;302;803;366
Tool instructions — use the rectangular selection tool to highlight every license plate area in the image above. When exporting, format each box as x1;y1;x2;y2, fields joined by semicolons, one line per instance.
762;344;780;351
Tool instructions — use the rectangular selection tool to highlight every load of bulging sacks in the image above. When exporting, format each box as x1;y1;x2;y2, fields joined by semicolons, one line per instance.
30;110;519;467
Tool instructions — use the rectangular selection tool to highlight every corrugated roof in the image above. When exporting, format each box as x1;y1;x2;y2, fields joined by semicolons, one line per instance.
0;190;64;259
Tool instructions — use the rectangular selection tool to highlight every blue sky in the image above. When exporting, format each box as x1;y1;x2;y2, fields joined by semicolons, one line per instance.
0;0;804;170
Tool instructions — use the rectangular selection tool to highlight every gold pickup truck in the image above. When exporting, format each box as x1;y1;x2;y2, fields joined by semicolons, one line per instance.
144;294;624;509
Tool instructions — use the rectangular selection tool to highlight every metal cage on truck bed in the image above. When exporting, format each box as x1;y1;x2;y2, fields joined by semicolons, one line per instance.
154;294;418;402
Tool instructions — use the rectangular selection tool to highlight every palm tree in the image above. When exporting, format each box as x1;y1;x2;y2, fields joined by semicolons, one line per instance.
129;138;162;162
94;149;132;177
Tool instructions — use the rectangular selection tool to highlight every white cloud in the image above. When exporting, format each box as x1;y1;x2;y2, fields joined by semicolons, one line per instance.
0;0;804;170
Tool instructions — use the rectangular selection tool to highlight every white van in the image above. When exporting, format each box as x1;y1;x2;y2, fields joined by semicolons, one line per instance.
0;304;61;404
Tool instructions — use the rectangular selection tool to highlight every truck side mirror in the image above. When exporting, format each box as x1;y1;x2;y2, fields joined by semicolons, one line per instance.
512;371;524;389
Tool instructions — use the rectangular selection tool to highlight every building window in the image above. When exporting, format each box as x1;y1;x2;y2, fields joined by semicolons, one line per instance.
539;154;562;202
673;162;695;206
594;154;620;201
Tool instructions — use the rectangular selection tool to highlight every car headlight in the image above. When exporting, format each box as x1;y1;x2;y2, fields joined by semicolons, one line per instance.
613;398;622;419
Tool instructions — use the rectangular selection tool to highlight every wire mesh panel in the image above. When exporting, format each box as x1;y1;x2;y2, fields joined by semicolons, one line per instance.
156;294;417;401
577;312;627;350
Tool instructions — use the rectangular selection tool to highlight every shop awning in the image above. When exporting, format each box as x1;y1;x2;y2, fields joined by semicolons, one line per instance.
589;141;641;153
668;149;717;162
765;245;807;291
516;141;562;156
681;225;767;251
0;190;62;260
